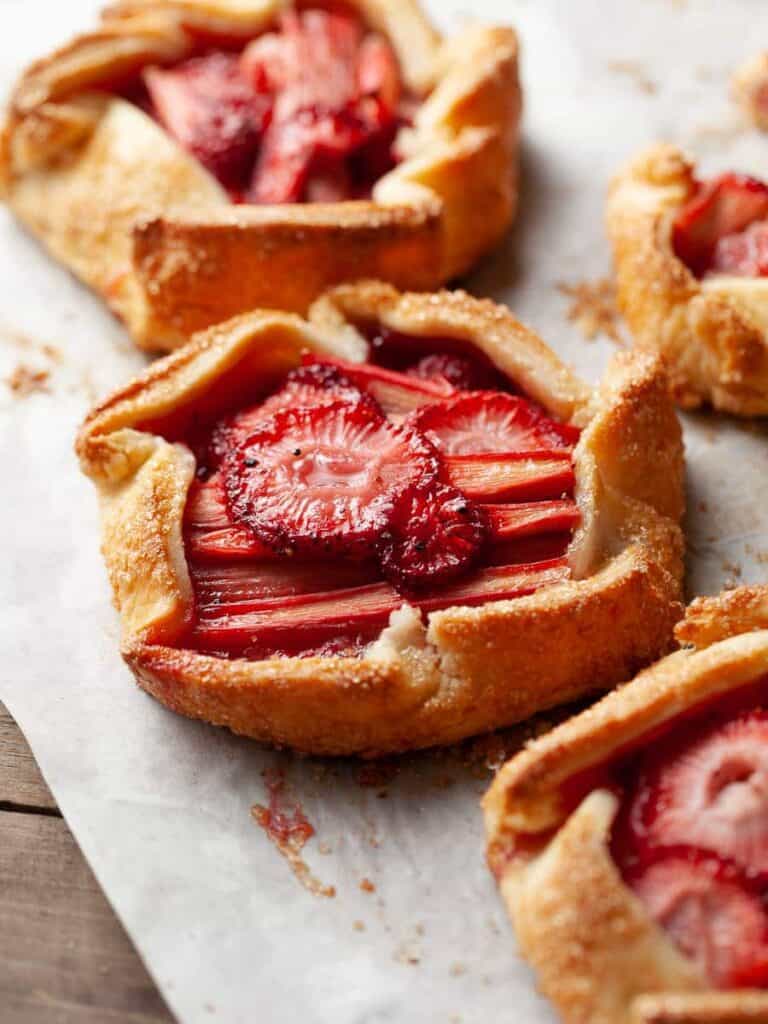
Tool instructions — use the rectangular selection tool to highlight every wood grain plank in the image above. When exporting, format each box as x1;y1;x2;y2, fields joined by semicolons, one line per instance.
0;703;58;811
0;811;175;1023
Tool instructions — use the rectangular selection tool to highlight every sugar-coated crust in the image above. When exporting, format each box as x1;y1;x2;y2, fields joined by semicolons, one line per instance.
1;1;521;350
606;144;768;415
483;586;768;1024
77;282;684;755
633;991;768;1024
733;52;768;131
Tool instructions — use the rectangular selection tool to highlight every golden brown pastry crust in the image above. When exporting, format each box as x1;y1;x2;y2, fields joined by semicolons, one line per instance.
606;144;768;415
77;281;685;756
733;52;768;131
483;586;768;1024
1;1;521;350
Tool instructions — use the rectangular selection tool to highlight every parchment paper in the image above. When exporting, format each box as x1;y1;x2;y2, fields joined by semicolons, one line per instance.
3;2;768;1022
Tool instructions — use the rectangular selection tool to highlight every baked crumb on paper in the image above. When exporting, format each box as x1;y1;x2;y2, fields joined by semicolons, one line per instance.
556;277;627;346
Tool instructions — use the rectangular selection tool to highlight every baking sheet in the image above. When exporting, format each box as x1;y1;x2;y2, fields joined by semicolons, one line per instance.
3;2;768;1021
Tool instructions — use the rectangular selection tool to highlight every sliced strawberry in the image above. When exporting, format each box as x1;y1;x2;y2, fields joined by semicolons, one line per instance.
672;173;768;278
625;710;768;876
413;393;580;455
484;500;580;540
629;853;768;989
222;399;438;557
191;558;570;653
258;361;365;418
303;355;453;415
406;353;504;393
144;53;267;189
711;219;768;277
208;362;366;465
379;484;486;589
444;452;575;502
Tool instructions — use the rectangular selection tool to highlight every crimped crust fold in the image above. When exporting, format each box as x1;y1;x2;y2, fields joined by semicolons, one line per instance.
77;282;685;756
484;586;768;1024
2;1;521;350
606;143;768;415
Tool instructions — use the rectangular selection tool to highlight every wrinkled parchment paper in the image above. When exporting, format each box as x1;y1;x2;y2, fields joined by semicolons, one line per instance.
3;2;768;1021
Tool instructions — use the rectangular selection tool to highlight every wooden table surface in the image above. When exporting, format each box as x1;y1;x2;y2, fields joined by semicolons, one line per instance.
0;701;175;1023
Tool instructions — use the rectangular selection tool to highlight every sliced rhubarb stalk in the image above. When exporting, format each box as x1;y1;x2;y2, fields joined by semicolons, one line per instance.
191;559;570;652
185;475;230;530
417;558;570;612
191;560;372;610
305;355;453;415
484;500;580;540
193;581;398;651
444;452;575;502
187;526;273;561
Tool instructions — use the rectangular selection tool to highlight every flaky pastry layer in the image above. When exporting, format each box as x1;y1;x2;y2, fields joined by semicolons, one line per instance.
606;144;768;415
77;281;685;755
1;0;521;350
483;585;768;1024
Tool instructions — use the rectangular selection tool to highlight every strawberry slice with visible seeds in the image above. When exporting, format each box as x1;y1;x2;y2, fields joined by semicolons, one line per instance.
444;452;575;502
144;53;267;189
406;353;504;393
625;710;768;875
190;558;570;653
304;355;453;415
209;362;366;465
413;393;580;455
379;483;486;589
484;500;580;540
222;399;438;557
711;219;768;277
629;853;768;989
672;173;768;277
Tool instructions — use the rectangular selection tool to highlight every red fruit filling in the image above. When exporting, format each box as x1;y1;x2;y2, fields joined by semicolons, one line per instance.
629;853;768;989
610;701;768;989
138;7;408;201
174;339;581;660
143;53;269;189
412;392;581;455
672;172;768;278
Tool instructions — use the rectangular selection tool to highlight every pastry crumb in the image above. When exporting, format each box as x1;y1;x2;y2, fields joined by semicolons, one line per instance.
360;877;376;893
353;920;366;932
607;60;657;95
393;941;421;966
5;362;50;396
556;277;626;346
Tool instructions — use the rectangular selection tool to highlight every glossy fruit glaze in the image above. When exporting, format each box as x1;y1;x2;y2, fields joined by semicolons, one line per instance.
177;327;582;661
672;172;768;278
600;677;768;989
128;5;409;202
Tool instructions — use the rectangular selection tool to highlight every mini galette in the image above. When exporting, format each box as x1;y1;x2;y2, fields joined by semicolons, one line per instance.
0;0;520;351
607;144;768;415
77;281;685;756
484;585;768;1024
